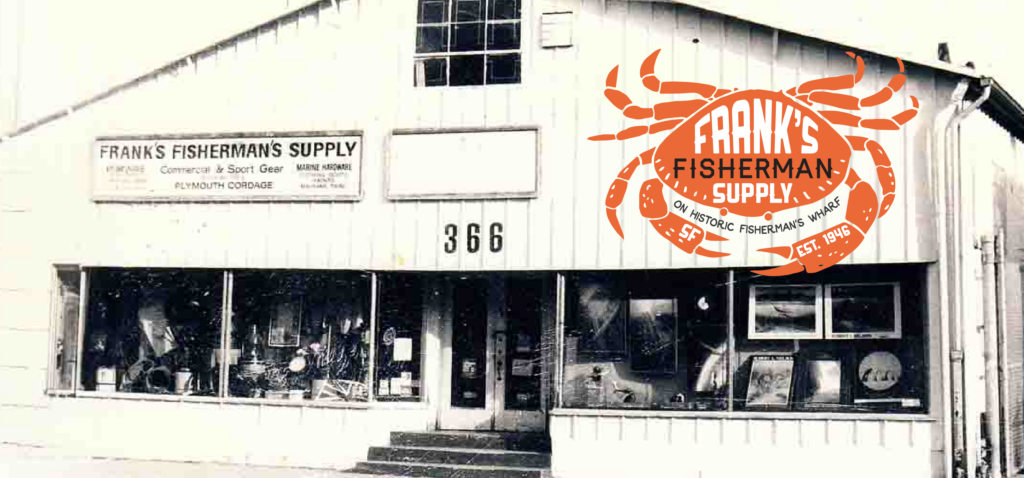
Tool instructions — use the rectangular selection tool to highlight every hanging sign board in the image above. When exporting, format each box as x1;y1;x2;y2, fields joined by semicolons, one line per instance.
91;131;363;202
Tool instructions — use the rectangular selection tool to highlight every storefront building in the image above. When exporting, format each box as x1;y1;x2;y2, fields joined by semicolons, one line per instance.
2;1;1024;477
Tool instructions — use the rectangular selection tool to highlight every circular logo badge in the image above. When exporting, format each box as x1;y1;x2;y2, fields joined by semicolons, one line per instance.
382;327;397;346
858;351;901;391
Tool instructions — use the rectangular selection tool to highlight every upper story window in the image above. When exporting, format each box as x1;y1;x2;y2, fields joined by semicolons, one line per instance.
414;0;522;87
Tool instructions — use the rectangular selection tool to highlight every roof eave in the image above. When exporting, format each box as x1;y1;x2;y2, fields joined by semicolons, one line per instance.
974;79;1024;142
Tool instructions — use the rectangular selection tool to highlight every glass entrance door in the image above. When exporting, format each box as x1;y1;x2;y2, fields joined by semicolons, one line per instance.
438;275;547;432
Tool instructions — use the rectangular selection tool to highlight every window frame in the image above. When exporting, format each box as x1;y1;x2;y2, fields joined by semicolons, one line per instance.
47;265;86;394
45;268;429;410
556;267;929;416
413;0;525;88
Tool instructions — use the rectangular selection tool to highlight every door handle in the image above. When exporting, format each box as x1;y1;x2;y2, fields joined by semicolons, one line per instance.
494;331;506;382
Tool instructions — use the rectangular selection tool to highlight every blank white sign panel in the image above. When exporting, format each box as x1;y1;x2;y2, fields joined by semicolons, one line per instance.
388;129;538;199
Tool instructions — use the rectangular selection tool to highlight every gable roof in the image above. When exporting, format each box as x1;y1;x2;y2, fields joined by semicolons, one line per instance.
3;0;1022;143
644;0;1024;140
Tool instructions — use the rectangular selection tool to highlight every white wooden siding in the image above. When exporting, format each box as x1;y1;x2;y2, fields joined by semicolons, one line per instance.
549;412;935;478
0;0;956;278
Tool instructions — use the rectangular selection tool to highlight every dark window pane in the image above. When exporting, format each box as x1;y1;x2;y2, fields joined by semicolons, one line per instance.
375;276;427;402
416;26;448;54
450;55;485;86
488;0;520;20
455;0;483;22
84;269;223;396
417;58;448;87
487;23;520;50
487;53;520;84
451;23;484;52
450;279;488;407
228;272;371;401
418;0;448;23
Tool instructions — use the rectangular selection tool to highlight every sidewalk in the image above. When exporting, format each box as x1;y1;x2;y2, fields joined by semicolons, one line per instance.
0;444;398;478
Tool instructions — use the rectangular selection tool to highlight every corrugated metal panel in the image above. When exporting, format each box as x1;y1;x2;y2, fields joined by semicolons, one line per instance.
962;107;1024;473
0;0;953;275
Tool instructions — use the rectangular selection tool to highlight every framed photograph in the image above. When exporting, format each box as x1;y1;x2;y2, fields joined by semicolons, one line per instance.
576;279;627;359
748;285;823;340
745;355;795;409
851;344;923;410
796;358;844;409
627;299;678;374
825;283;901;339
267;297;303;347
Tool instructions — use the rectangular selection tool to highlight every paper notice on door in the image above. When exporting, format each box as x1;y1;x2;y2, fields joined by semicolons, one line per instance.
512;359;534;377
393;338;413;362
397;372;413;395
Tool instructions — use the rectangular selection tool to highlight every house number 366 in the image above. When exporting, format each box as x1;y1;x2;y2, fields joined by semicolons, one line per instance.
444;223;503;253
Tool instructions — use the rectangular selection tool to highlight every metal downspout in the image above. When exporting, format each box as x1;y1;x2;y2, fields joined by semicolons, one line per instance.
982;234;1003;478
945;78;992;477
996;232;1011;476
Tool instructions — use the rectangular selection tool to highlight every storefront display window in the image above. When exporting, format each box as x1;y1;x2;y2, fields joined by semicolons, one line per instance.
374;275;427;402
732;266;926;413
562;271;730;411
229;271;371;402
81;269;223;395
560;265;928;414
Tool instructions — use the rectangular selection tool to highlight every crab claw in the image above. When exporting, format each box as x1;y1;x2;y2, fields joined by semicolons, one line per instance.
606;208;625;239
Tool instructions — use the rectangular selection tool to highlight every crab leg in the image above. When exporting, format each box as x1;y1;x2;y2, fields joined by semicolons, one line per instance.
753;139;895;276
785;52;867;97
604;148;727;258
790;56;906;111
640;49;724;97
817;95;919;131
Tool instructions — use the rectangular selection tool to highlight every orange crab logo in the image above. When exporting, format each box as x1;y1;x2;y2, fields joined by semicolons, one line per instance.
591;49;919;276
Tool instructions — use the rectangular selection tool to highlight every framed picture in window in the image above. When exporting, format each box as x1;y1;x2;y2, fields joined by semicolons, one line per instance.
268;297;303;348
825;283;901;339
793;354;849;410
851;342;924;411
748;285;823;340
576;279;627;360
745;355;795;409
627;299;677;374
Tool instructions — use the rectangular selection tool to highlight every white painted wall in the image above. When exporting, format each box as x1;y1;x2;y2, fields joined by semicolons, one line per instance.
0;0;307;132
0;0;990;475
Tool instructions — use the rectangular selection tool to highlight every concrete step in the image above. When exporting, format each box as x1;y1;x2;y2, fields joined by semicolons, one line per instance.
388;432;551;453
368;446;551;469
352;460;547;478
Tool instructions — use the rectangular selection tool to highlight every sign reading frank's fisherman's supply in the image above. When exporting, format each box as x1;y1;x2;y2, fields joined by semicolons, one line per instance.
91;132;362;202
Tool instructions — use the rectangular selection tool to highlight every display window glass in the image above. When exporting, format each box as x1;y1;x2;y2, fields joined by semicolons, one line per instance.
731;265;927;413
374;274;427;402
562;271;730;411
560;265;928;414
81;269;224;395
228;271;371;402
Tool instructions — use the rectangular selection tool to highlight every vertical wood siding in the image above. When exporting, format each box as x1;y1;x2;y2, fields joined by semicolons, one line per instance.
0;0;956;277
549;413;934;478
